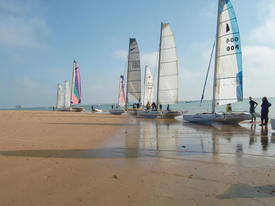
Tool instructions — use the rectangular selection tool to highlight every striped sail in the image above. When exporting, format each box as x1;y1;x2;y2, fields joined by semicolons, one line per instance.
143;65;154;105
56;83;63;109
64;80;70;109
157;23;178;105
214;0;243;106
71;60;81;105
118;75;126;107
126;38;141;103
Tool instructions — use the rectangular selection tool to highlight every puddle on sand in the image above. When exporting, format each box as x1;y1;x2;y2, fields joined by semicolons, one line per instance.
108;117;275;158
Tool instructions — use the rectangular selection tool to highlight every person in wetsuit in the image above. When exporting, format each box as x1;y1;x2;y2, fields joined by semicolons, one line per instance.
260;97;271;126
249;97;258;123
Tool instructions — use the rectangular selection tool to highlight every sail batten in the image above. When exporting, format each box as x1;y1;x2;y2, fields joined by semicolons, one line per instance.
157;23;178;105
126;38;141;103
214;0;243;106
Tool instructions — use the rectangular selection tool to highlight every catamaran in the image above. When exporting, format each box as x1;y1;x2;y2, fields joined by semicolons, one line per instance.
139;23;181;119
183;0;250;124
109;75;126;115
125;38;142;115
69;60;83;112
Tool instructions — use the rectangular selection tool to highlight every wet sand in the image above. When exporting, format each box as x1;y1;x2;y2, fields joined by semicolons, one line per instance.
0;111;275;205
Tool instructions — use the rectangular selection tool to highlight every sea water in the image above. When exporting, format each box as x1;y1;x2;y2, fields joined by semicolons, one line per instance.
4;97;275;118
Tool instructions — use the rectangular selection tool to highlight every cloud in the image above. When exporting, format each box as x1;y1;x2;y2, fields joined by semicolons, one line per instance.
243;45;275;97
249;1;275;46
16;76;41;89
0;0;50;49
114;50;128;60
243;1;275;97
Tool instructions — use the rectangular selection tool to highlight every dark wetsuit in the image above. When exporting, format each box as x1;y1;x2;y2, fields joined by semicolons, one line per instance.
261;101;271;125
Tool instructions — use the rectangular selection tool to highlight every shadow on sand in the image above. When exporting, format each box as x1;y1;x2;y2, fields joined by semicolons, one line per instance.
0;148;155;159
216;184;275;199
48;122;136;127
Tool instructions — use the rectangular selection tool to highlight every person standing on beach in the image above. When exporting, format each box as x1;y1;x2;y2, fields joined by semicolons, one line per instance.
260;97;271;126
249;97;258;123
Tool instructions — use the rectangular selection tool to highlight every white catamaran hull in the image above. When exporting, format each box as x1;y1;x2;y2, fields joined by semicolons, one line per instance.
138;110;161;119
161;110;182;119
271;119;275;130
215;112;251;124
183;113;224;125
109;109;125;115
92;108;102;113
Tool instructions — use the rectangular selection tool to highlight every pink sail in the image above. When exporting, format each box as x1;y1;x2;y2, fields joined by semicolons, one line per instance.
71;60;81;105
119;75;126;106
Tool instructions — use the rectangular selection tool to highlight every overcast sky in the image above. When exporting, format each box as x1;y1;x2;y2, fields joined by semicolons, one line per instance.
0;0;274;108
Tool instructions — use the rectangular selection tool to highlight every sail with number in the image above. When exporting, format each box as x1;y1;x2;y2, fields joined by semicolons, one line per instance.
71;60;81;105
143;65;154;105
118;75;126;107
213;0;243;107
56;83;63;109
126;38;141;104
157;23;178;105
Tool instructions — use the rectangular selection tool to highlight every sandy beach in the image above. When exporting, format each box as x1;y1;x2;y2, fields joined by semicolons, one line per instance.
0;111;275;206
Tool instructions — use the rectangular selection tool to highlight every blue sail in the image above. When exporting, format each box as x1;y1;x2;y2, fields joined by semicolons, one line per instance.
214;0;243;106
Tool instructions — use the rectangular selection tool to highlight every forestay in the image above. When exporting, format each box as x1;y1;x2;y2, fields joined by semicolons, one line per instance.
143;65;154;105
127;38;141;102
157;23;178;105
214;0;243;106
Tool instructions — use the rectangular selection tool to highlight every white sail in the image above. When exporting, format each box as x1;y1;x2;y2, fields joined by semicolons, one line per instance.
214;0;243;107
64;80;71;109
157;23;178;105
126;38;141;103
143;65;154;105
56;83;63;109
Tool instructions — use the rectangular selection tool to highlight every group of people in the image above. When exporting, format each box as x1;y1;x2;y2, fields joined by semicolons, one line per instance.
249;96;272;126
145;102;171;111
227;97;272;126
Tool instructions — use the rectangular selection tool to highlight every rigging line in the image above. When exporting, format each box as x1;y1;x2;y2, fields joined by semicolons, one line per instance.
200;40;216;106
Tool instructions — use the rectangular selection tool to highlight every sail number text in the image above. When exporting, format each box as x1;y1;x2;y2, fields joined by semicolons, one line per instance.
226;37;239;52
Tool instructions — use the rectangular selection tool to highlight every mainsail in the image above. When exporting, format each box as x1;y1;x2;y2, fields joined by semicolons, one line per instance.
71;60;81;105
143;65;154;105
213;0;243;108
64;80;70;109
118;75;126;107
126;38;141;104
157;23;178;105
56;83;63;109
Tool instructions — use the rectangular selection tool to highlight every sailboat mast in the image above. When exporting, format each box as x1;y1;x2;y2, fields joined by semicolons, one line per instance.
156;23;163;107
70;60;76;107
212;0;221;113
125;38;130;110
